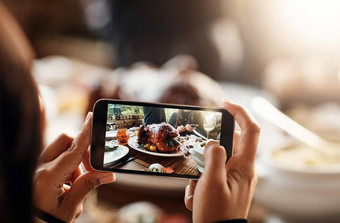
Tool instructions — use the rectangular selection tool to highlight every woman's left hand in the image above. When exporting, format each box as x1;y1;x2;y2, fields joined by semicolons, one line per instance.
34;112;115;222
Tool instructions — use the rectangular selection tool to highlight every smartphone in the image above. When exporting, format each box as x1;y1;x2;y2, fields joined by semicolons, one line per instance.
90;99;234;179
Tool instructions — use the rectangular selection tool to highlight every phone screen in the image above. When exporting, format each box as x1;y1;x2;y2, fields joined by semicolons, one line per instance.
91;100;234;178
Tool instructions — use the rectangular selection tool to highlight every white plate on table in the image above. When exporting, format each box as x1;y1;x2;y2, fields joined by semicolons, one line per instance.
104;145;129;166
127;136;184;157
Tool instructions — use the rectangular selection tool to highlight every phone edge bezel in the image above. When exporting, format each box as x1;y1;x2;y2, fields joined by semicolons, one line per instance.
90;99;234;179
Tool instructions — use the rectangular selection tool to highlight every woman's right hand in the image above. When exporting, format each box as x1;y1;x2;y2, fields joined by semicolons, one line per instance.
184;99;260;223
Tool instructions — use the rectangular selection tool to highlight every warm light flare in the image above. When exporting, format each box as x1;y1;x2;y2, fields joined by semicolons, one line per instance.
262;0;340;56
282;0;340;44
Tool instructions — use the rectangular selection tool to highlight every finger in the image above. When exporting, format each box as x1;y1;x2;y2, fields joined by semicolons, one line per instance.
232;131;241;156
184;185;193;210
223;99;260;132
75;205;83;219
39;134;73;163
82;149;95;172
223;99;260;163
51;113;93;183
184;180;197;211
63;184;71;193
71;112;93;154
187;180;197;197
202;141;227;182
64;171;115;208
66;166;84;184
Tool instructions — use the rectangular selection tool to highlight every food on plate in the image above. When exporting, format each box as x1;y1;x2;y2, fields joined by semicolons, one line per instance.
149;145;157;152
199;140;219;147
162;167;174;174
178;135;207;155
105;140;119;151
137;122;180;153
105;145;118;151
149;163;163;172
128;126;140;136
200;142;206;147
149;163;174;174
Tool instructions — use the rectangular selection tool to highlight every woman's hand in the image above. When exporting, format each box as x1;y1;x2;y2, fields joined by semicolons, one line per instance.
177;125;186;133
184;99;260;223
34;112;115;222
185;124;196;132
177;124;196;133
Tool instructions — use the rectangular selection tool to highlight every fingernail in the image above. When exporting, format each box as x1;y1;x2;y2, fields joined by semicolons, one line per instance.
99;174;115;184
206;139;217;145
223;98;233;103
85;112;92;124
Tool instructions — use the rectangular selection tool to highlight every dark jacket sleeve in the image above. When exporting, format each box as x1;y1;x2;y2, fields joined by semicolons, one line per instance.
168;112;177;127
35;209;65;223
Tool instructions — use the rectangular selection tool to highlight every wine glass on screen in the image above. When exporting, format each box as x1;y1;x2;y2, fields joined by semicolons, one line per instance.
204;115;216;139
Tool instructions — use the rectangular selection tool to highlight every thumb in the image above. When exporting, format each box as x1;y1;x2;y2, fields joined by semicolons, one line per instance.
202;141;227;182
52;113;93;183
65;171;115;207
184;180;197;211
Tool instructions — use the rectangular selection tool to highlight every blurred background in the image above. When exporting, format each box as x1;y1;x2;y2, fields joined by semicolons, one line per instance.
3;0;340;222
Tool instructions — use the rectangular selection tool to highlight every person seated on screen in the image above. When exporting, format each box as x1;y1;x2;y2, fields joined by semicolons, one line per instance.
169;110;207;137
143;106;166;125
0;3;259;223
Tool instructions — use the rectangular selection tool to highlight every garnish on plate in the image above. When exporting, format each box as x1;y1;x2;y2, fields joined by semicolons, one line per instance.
149;163;174;174
105;140;119;151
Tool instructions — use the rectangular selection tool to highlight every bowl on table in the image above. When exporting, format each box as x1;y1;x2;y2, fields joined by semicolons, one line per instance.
189;143;205;173
255;141;340;222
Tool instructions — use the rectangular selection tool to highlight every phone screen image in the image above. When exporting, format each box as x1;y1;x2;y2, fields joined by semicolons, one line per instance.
102;103;228;178
91;100;234;179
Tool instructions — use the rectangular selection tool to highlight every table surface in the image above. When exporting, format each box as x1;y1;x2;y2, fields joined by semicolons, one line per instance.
105;137;201;177
79;183;268;223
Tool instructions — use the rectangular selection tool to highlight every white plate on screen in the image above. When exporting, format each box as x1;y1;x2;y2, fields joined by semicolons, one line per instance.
127;136;184;157
103;145;129;165
197;165;205;173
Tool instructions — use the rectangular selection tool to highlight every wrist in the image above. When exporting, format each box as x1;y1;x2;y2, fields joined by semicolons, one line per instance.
35;208;65;223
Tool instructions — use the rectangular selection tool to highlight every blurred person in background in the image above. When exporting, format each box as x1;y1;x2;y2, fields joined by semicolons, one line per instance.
0;2;260;223
107;0;224;80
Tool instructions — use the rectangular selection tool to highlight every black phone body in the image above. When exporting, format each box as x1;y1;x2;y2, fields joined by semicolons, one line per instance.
91;99;234;179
